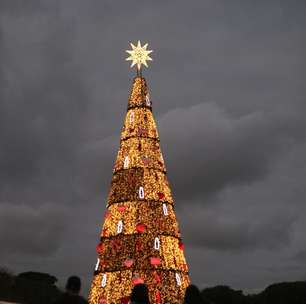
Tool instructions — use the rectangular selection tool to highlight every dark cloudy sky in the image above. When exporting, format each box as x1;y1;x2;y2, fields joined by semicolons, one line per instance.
1;0;306;296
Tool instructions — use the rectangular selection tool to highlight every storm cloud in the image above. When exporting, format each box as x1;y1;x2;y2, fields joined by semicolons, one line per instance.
0;0;305;295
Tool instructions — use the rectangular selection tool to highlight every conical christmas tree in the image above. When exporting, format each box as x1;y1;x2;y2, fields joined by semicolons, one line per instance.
88;41;190;304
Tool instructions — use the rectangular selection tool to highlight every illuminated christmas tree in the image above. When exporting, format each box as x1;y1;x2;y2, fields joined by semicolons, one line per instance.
88;41;190;304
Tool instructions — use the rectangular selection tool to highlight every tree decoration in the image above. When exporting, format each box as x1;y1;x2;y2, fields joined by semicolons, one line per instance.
123;156;129;169
146;93;151;106
125;40;153;70
88;42;190;304
154;237;160;250
162;203;168;216
101;274;107;288
175;273;181;286
96;243;104;253
117;220;123;234
130;111;135;123
95;258;100;271
157;192;165;200
117;205;127;212
150;257;161;265
132;276;144;285
123;258;134;268
138;186;145;199
179;241;185;251
136;223;146;233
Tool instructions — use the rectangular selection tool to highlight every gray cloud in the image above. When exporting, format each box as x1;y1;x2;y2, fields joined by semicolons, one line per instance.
0;0;305;295
0;203;67;257
180;204;297;251
159;102;306;200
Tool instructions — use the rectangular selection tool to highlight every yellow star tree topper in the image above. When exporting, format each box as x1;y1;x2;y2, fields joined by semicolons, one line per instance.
126;40;153;70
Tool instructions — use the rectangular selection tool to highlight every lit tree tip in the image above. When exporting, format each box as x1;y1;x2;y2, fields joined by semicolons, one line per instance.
125;40;153;70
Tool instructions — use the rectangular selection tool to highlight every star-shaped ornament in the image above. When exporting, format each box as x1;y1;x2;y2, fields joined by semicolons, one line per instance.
126;40;153;70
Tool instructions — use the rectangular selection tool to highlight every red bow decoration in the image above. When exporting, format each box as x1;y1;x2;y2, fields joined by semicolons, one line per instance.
96;243;104;253
117;205;127;212
179;242;185;251
157;192;165;200
123;259;134;268
132;276;144;285
136;223;146;233
150;257;161;266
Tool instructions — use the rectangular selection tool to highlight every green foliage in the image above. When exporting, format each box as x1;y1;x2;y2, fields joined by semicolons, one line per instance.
0;269;62;304
201;285;248;304
201;282;306;304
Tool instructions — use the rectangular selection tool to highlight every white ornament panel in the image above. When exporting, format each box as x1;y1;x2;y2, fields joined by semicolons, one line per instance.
123;156;129;169
130;111;135;123
95;258;100;271
101;274;107;287
139;186;145;199
117;220;123;233
154;237;160;250
162;203;168;216
175;273;182;286
145;93;151;106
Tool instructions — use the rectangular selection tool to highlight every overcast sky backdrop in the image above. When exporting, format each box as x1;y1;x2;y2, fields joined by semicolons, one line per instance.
0;0;305;296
